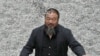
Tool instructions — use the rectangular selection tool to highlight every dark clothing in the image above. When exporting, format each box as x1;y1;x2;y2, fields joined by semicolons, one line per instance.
20;24;86;56
42;33;57;56
42;26;58;56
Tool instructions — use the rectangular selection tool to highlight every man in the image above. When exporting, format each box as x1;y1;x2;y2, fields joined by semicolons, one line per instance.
20;8;88;56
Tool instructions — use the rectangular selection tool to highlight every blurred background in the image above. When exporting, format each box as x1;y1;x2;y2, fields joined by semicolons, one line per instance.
0;0;100;56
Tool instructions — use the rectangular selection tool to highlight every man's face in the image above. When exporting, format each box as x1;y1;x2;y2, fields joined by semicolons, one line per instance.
45;12;59;28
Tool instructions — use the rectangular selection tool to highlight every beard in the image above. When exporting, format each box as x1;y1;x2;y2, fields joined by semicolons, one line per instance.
46;26;55;36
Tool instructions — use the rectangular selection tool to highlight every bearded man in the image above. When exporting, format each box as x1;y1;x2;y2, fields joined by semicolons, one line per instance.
20;8;88;56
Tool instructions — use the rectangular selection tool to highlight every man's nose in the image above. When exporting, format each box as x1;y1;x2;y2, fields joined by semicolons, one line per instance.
49;20;53;23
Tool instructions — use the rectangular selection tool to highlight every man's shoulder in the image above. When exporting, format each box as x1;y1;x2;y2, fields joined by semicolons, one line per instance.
58;24;71;32
58;25;72;36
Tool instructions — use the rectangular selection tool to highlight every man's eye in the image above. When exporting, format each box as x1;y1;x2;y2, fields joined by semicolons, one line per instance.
46;18;57;21
47;18;50;20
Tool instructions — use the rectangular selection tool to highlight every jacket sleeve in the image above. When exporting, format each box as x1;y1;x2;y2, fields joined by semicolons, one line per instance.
20;30;36;56
67;30;86;56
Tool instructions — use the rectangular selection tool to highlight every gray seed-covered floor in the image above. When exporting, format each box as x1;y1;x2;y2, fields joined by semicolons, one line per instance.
0;0;100;56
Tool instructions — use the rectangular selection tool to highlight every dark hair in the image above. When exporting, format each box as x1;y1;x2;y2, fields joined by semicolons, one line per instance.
45;8;60;19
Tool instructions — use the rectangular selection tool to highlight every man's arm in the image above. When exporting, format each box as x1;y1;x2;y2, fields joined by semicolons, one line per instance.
67;30;86;56
20;30;36;56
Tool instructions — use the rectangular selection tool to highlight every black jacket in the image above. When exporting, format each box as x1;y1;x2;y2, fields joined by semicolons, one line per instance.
20;24;86;56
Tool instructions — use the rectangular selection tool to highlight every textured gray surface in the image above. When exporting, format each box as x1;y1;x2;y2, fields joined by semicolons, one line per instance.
0;0;100;56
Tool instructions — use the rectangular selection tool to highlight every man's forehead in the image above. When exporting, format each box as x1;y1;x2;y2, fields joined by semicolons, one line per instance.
46;12;58;17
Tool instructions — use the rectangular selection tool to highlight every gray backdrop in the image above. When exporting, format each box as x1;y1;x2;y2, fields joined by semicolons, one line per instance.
0;0;100;56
